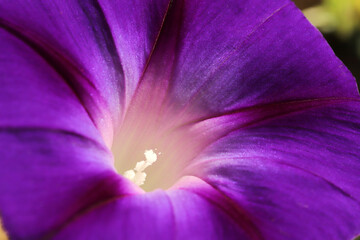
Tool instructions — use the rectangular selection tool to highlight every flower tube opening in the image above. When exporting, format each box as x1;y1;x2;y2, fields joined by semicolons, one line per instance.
111;100;207;192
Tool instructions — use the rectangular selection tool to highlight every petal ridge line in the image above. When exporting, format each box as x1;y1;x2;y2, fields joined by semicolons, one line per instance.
121;0;174;122
277;161;360;205
0;19;106;131
177;1;292;116
171;98;360;170
180;97;360;127
0;126;110;155
174;175;264;240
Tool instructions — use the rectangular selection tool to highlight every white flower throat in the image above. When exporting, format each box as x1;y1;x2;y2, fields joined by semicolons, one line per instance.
123;149;159;186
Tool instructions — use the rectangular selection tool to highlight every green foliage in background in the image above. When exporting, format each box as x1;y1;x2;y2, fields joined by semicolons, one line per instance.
304;0;360;38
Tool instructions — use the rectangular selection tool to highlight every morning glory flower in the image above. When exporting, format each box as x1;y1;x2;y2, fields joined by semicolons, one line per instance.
0;0;360;239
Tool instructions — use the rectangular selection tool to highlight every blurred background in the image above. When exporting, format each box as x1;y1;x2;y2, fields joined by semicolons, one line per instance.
0;220;5;240
293;0;360;88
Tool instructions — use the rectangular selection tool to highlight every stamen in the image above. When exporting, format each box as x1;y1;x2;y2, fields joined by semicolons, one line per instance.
123;149;158;186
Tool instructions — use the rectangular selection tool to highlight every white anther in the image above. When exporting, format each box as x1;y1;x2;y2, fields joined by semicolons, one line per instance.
123;149;158;186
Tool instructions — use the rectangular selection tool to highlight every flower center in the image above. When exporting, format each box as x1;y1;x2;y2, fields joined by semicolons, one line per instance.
112;123;188;192
111;84;210;192
111;106;206;192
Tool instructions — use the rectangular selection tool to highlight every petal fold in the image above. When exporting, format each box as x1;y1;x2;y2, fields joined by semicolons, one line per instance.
135;0;358;119
0;0;170;135
54;181;252;240
0;26;135;239
189;101;360;239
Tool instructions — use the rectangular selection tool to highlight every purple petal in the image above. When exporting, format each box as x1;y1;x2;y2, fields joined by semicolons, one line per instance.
53;178;253;240
0;27;137;239
98;0;171;108
1;0;360;239
0;0;169;137
120;1;360;237
52;191;174;240
188;101;360;239
0;1;121;141
135;0;358;117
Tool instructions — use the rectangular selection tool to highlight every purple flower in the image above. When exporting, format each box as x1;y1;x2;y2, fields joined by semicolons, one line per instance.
0;0;360;239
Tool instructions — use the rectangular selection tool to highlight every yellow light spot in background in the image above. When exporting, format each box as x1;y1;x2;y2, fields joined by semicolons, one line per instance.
0;219;8;240
303;0;360;38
